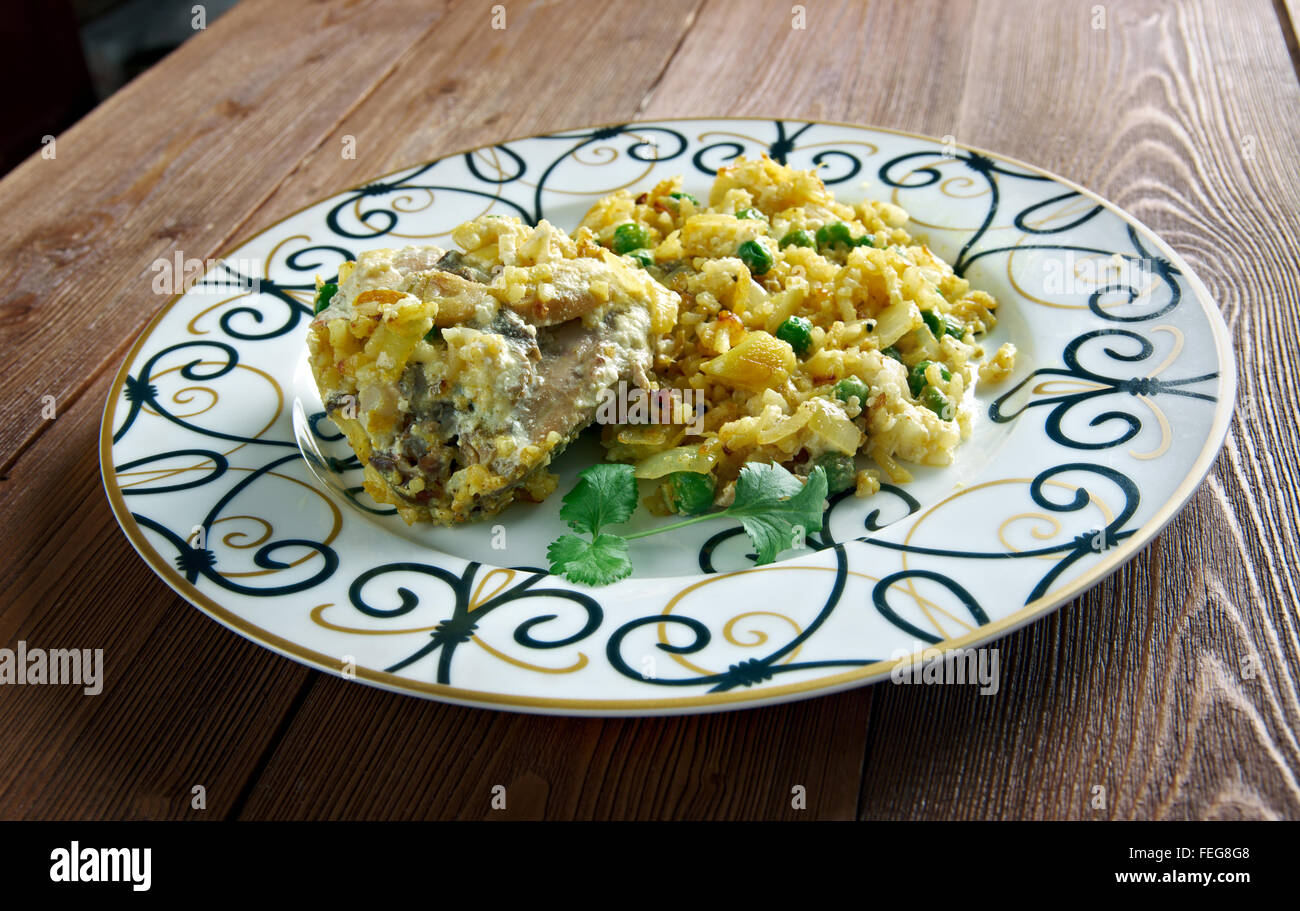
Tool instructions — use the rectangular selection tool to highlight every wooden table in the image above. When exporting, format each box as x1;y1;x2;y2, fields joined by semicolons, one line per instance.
1;0;1295;821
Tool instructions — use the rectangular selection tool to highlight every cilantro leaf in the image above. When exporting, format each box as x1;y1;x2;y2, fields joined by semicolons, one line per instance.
731;461;805;503
547;533;633;586
548;465;638;585
725;464;828;564
546;459;831;586
558;463;638;536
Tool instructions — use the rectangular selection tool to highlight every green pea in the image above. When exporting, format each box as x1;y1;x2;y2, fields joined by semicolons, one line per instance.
313;282;338;315
776;315;814;356
920;310;944;338
779;229;815;249
834;376;870;407
423;326;441;343
881;345;903;362
907;360;951;397
612;222;651;254
815;222;873;251
921;386;954;420
737;239;774;276
670;191;700;206
921;310;965;340
735;207;763;220
662;471;715;515
627;249;654;269
814;452;856;494
815;222;855;250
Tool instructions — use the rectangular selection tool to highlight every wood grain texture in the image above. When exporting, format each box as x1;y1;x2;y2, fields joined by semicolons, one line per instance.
0;369;313;819
235;675;869;820
235;0;709;242
0;0;455;473
1279;0;1300;61
0;0;1295;820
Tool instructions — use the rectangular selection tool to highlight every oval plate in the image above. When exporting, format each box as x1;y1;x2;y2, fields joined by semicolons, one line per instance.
101;118;1234;716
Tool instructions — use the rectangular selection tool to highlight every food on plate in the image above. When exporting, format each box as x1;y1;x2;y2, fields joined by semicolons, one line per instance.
305;154;1016;582
306;216;678;525
578;154;1014;516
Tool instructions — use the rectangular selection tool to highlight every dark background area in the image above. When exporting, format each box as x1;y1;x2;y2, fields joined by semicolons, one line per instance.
3;0;238;176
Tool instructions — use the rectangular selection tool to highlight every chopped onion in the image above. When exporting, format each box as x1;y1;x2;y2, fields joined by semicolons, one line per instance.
633;445;718;479
807;400;863;454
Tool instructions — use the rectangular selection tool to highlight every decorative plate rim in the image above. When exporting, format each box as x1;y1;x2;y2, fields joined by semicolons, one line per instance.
99;116;1237;715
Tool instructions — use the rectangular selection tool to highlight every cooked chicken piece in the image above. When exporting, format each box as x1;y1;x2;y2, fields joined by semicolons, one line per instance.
306;216;679;525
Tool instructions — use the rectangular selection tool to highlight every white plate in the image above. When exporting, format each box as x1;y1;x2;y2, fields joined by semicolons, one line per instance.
101;118;1234;715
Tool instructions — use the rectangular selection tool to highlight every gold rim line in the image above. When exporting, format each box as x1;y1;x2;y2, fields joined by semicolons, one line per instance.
98;116;1238;714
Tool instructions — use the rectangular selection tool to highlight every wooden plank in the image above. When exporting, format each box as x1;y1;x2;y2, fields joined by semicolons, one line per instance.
1279;0;1300;67
639;0;980;128
236;675;869;820
226;0;711;245
0;0;456;474
0;369;313;819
